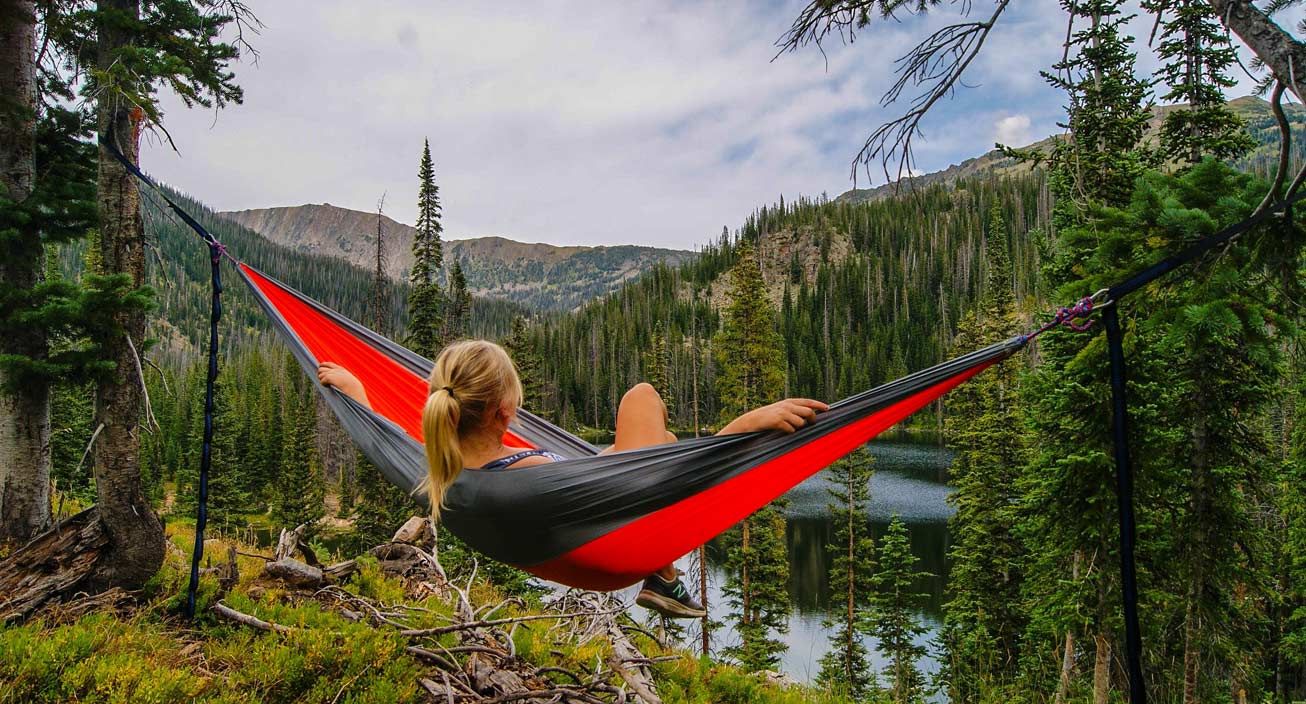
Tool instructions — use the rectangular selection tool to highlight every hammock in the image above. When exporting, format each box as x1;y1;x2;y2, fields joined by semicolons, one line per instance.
106;138;1306;704
237;263;1022;590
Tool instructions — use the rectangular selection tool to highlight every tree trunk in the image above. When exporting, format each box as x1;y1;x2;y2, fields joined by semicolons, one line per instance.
1093;632;1111;704
1054;551;1081;704
0;0;51;546
845;479;856;682
1207;0;1306;101
741;518;751;626
89;0;164;588
1183;400;1211;704
1055;630;1076;704
1185;25;1202;165
0;509;108;623
1182;593;1200;704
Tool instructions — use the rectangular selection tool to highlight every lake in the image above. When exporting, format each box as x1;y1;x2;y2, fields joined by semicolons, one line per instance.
621;438;956;686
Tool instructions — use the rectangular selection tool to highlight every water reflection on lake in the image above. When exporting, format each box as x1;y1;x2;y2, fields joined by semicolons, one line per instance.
623;438;956;687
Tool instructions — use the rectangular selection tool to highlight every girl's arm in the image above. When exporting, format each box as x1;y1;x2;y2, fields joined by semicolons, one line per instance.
717;398;828;435
317;362;371;410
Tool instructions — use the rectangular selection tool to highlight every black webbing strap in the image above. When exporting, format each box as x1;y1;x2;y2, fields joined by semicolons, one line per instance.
184;242;223;618
100;136;224;619
1108;188;1306;300
1103;306;1146;704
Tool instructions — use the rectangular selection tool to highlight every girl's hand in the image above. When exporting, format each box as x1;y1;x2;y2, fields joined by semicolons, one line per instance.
317;361;370;409
718;398;829;435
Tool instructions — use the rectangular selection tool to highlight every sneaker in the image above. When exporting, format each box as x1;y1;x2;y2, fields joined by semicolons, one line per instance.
636;572;707;619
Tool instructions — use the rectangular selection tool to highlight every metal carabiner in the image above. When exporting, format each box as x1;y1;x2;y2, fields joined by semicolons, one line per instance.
1089;287;1115;309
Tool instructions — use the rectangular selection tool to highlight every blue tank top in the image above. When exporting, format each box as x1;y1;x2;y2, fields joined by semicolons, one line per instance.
479;449;565;471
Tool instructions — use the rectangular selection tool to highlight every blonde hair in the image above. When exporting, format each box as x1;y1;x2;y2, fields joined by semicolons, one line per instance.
421;339;524;520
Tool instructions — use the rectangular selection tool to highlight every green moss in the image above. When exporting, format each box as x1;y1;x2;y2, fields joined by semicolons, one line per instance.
0;522;843;704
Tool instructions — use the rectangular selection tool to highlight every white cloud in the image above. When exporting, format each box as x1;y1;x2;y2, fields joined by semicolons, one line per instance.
994;114;1033;146
139;1;1294;250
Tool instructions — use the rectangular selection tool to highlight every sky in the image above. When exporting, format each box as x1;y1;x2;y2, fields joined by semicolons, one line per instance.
142;1;1292;251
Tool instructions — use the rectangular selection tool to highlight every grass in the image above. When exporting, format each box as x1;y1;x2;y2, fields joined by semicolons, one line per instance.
0;521;854;704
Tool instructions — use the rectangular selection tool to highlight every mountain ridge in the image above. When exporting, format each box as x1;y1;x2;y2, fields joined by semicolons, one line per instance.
834;95;1305;204
219;204;695;311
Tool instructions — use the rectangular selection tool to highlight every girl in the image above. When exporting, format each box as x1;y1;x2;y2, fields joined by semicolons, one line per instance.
318;339;827;618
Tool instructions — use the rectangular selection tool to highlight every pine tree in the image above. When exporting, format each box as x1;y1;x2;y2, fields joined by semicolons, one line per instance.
1143;0;1255;165
1132;162;1281;702
407;139;445;357
84;0;250;588
1;58;107;542
940;203;1026;699
1016;5;1159;701
715;240;790;672
722;502;791;672
371;193;390;335
503;315;547;416
642;327;674;420
715;241;784;419
816;448;878;699
1036;0;1157;211
50;380;96;506
246;369;283;509
177;375;244;531
348;455;413;554
870;516;929;704
271;383;324;532
441;259;471;346
1280;346;1306;699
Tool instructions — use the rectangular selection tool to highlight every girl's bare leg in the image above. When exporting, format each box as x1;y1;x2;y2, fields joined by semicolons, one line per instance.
612;382;679;579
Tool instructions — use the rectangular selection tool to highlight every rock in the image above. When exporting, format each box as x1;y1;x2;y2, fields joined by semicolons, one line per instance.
759;670;801;688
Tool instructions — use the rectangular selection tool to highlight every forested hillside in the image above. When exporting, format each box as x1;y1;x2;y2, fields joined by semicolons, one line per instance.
222;203;696;311
60;190;528;359
526;176;1049;430
836;95;1305;204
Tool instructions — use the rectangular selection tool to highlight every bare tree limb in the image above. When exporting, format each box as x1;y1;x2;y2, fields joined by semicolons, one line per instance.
1255;81;1292;217
211;601;293;633
399;609;623;638
777;0;1010;185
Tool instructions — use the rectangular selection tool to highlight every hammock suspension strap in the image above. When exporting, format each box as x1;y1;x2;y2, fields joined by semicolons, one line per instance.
99;136;228;619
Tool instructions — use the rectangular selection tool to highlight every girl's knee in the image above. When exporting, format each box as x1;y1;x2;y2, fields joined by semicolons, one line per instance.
622;382;662;408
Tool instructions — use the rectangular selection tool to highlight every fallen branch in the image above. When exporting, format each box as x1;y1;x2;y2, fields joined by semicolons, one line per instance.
400;609;624;638
212;601;293;633
405;645;458;671
478;688;578;704
607;624;662;704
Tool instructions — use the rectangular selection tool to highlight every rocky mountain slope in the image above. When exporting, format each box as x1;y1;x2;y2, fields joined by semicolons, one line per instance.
220;204;695;311
836;96;1305;203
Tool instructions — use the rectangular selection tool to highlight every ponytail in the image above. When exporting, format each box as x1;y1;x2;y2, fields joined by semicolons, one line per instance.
420;340;524;521
421;387;463;521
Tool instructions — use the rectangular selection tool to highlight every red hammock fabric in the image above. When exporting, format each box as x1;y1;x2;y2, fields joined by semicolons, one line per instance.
242;264;534;449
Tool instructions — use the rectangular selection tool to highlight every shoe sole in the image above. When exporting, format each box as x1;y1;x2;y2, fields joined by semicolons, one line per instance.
635;589;707;619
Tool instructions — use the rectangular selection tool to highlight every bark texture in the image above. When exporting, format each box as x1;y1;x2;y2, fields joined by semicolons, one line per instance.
1207;0;1306;100
1093;632;1111;704
88;0;164;588
0;510;109;623
0;0;51;546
